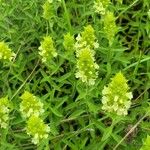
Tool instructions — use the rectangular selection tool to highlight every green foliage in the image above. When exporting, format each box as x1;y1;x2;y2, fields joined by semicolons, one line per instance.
0;0;150;149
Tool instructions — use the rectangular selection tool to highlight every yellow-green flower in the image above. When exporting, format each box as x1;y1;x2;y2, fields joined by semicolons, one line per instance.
140;135;150;150
63;33;75;52
75;47;99;85
102;72;133;116
26;115;50;144
93;0;110;15
42;0;54;20
0;97;10;129
103;11;117;46
39;36;57;63
75;25;99;51
20;91;44;118
0;41;15;61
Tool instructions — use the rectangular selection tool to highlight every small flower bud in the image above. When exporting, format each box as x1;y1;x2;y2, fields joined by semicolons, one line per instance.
93;0;110;15
63;33;75;52
38;36;57;63
103;11;117;46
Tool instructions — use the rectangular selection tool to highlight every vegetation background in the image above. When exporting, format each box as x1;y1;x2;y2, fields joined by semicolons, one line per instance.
0;0;150;149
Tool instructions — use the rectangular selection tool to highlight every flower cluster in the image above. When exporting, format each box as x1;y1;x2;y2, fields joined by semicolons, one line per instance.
103;11;117;45
93;0;110;15
26;115;50;144
39;36;57;63
19;91;50;144
140;135;150;150
75;48;99;85
63;33;75;52
75;25;99;85
102;72;133;116
0;41;15;61
0;97;10;129
42;0;54;20
75;25;99;51
20;91;44;118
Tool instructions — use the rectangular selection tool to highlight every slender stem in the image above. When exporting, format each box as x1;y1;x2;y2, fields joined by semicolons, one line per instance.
62;0;72;33
113;112;148;150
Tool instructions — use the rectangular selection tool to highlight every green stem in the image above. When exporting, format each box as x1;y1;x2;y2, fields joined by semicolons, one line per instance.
62;0;72;33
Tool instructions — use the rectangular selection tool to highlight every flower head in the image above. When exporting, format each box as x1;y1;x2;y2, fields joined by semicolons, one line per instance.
102;72;133;116
63;33;75;52
0;97;11;129
103;11;117;46
42;0;54;20
39;36;57;63
75;47;99;85
75;25;99;51
20;91;44;118
140;135;150;150
0;41;15;61
93;0;110;15
26;115;50;144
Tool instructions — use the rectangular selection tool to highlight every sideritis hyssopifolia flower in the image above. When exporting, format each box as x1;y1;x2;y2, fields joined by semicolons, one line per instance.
20;91;44;118
26;115;50;144
42;0;54;20
93;0;110;15
38;36;57;63
63;32;75;52
103;11;117;46
75;47;99;85
0;97;11;129
75;25;99;85
75;25;99;51
101;72;133;116
0;41;15;61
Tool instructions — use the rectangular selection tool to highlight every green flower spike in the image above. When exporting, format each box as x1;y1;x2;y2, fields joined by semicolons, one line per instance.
42;0;54;20
103;11;117;46
39;36;57;63
63;33;75;52
93;0;110;15
102;72;133;116
140;135;150;150
75;25;99;51
75;47;99;85
26;115;50;144
20;91;44;118
0;41;15;61
0;97;10;129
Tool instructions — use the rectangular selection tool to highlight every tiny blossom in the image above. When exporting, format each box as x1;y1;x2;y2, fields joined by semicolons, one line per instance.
101;72;133;116
140;135;150;150
0;41;15;61
63;33;75;52
93;0;110;15
42;0;54;20
75;47;99;85
103;11;117;46
75;25;99;51
38;36;57;63
0;97;10;129
26;115;50;144
20;91;44;118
